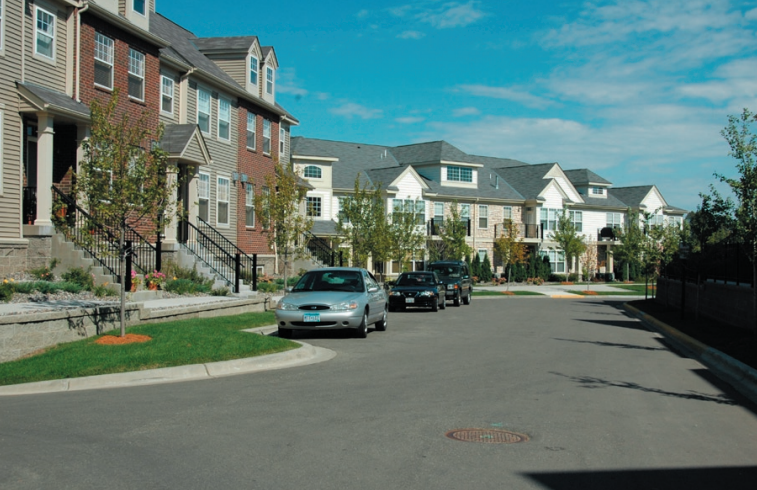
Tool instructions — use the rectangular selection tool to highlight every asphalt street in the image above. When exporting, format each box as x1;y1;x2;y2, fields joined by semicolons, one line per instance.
2;297;757;489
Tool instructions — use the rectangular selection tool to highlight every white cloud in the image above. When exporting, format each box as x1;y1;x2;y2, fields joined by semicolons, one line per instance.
398;30;426;39
356;9;370;19
453;107;481;117
330;102;383;120
746;7;757;20
417;1;486;29
457;84;554;109
396;116;425;124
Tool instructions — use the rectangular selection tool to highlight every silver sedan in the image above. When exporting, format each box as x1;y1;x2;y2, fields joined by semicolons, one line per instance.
275;268;388;339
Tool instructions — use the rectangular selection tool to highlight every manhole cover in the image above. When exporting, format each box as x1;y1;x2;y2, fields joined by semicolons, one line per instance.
445;428;529;444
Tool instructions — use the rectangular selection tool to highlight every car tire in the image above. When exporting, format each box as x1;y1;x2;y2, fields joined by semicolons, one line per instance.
432;299;439;312
375;307;388;331
454;293;461;307
463;289;472;305
355;311;368;338
278;327;292;339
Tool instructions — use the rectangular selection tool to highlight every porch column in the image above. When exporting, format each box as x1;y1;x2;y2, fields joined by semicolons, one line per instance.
76;124;91;167
162;169;179;244
607;247;614;274
34;113;54;228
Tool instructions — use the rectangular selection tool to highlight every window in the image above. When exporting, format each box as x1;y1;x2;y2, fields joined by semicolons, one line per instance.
303;165;321;179
478;249;487;262
503;206;513;221
434;202;444;224
540;208;559;231
263;119;271;154
218;97;230;141
249;56;258;86
338;197;350;224
307;196;322;217
94;33;114;89
246;112;256;149
591;187;604;195
392;199;425;225
669;216;683;228
478;205;488;229
217;176;230;226
266;67;274;95
197;87;211;134
647;214;664;227
128;49;145;100
198;172;210;222
542;250;566;273
133;0;146;15
606;212;622;228
245;183;255;227
447;165;472;183
35;6;55;59
460;204;470;220
262;186;270;223
161;76;174;114
569;210;583;232
280;127;286;156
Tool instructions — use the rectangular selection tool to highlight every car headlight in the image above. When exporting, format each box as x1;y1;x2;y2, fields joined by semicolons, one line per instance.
389;291;403;296
330;301;359;311
419;291;434;297
276;301;299;311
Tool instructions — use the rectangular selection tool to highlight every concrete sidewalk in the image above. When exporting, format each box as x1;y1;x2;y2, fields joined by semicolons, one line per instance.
473;281;647;298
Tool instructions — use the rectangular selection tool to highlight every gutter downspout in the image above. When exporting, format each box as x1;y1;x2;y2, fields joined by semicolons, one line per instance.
75;1;90;102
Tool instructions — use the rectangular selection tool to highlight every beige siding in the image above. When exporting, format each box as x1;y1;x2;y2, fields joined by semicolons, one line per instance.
24;1;68;94
212;58;246;88
183;136;204;163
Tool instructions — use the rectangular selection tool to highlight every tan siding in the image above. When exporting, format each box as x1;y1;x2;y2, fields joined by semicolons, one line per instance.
24;2;68;93
183;137;204;162
212;58;245;88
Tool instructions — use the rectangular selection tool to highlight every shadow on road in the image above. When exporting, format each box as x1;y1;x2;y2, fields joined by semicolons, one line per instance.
576;318;650;332
552;337;668;352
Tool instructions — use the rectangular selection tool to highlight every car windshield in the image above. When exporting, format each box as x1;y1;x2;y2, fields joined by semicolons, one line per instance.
429;266;461;278
292;271;364;292
396;274;436;286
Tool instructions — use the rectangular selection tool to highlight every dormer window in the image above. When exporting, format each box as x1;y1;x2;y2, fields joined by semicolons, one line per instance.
447;166;472;183
304;165;322;179
133;0;146;15
591;187;604;195
249;56;258;86
266;67;274;95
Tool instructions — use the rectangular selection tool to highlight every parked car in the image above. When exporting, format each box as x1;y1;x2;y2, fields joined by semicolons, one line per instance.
427;260;473;307
275;268;388;339
388;271;446;312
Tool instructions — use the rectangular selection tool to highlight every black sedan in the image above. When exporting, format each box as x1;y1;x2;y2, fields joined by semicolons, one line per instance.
388;272;446;312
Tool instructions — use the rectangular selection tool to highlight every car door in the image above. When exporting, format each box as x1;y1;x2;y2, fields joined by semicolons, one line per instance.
364;271;385;323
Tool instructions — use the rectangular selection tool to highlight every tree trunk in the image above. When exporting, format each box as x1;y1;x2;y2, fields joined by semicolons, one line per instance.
119;227;126;337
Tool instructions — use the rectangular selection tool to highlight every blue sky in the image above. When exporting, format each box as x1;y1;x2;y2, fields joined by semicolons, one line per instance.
159;0;757;212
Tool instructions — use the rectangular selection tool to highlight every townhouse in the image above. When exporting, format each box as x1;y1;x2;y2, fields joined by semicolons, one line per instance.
291;137;686;278
0;0;297;277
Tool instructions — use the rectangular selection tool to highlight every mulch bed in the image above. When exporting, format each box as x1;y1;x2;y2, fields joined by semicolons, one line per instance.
95;334;152;345
630;299;757;371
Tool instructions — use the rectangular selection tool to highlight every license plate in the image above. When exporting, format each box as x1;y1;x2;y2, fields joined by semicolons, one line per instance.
405;297;415;304
303;313;320;322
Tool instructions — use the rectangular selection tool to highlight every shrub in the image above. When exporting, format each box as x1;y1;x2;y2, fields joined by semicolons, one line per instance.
287;276;300;287
0;282;14;302
93;284;116;297
549;273;567;283
29;259;59;282
257;281;281;293
210;287;230;296
164;279;211;295
161;261;214;288
61;266;95;291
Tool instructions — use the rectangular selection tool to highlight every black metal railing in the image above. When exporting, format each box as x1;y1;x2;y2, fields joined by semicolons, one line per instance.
51;187;162;287
427;218;471;237
180;217;257;293
301;230;343;267
23;187;37;224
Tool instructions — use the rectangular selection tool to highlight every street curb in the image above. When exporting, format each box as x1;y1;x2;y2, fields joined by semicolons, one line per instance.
624;303;757;406
0;328;336;396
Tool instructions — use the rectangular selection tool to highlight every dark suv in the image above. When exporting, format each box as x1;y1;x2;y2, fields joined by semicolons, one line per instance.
427;260;473;307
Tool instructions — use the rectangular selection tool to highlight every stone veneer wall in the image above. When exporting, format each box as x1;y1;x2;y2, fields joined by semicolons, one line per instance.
656;278;755;331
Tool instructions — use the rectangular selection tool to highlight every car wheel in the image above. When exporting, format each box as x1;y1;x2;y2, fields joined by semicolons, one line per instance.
463;289;472;305
355;311;368;338
375;307;388;331
432;299;439;312
278;327;292;339
454;292;461;307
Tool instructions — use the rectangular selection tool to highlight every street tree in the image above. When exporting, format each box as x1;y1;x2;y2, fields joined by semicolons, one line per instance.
580;241;599;291
432;202;473;261
69;90;180;337
254;160;313;290
387;200;426;274
613;209;645;281
336;177;386;269
718;108;757;334
551;210;586;280
494;219;529;289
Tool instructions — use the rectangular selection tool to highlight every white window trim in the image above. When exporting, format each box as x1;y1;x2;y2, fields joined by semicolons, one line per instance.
266;66;274;95
263;119;271;155
246;112;256;150
303;165;321;179
198;171;210;222
34;5;55;61
161;75;174;115
279;127;286;156
446;165;473;183
128;48;145;101
245;183;255;228
0;0;6;54
503;206;513;220
94;32;114;90
132;0;146;16
216;175;230;227
197;86;211;136
250;55;259;86
217;96;231;142
478;205;488;229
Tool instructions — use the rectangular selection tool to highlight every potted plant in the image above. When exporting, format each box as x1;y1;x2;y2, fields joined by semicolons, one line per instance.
130;270;142;292
144;270;166;290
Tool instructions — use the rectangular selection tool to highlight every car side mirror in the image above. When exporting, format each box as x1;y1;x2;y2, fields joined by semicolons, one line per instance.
368;286;380;293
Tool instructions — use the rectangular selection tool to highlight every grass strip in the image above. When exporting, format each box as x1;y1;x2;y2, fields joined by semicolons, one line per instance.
565;290;643;296
0;311;297;386
611;284;657;294
473;290;544;296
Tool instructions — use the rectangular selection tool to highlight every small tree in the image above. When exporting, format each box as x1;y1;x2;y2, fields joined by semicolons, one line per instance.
72;90;180;337
580;241;599;291
434;202;473;261
551;210;586;280
337;177;387;269
481;253;493;283
494;220;529;289
254;160;313;290
613;209;645;282
387;200;426;274
715;108;757;333
471;253;482;281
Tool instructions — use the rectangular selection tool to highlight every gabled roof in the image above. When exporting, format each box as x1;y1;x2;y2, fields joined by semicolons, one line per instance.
161;124;212;166
493;163;557;200
193;36;259;53
16;82;90;120
471;154;530;169
609;185;656;208
390;141;477;165
563;169;612;186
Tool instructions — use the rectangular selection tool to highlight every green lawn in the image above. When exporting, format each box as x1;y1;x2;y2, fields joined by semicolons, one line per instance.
611;284;657;295
0;312;297;387
473;290;544;296
565;290;644;296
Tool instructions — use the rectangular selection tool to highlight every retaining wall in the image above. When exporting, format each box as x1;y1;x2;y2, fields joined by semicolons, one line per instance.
656;278;755;331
